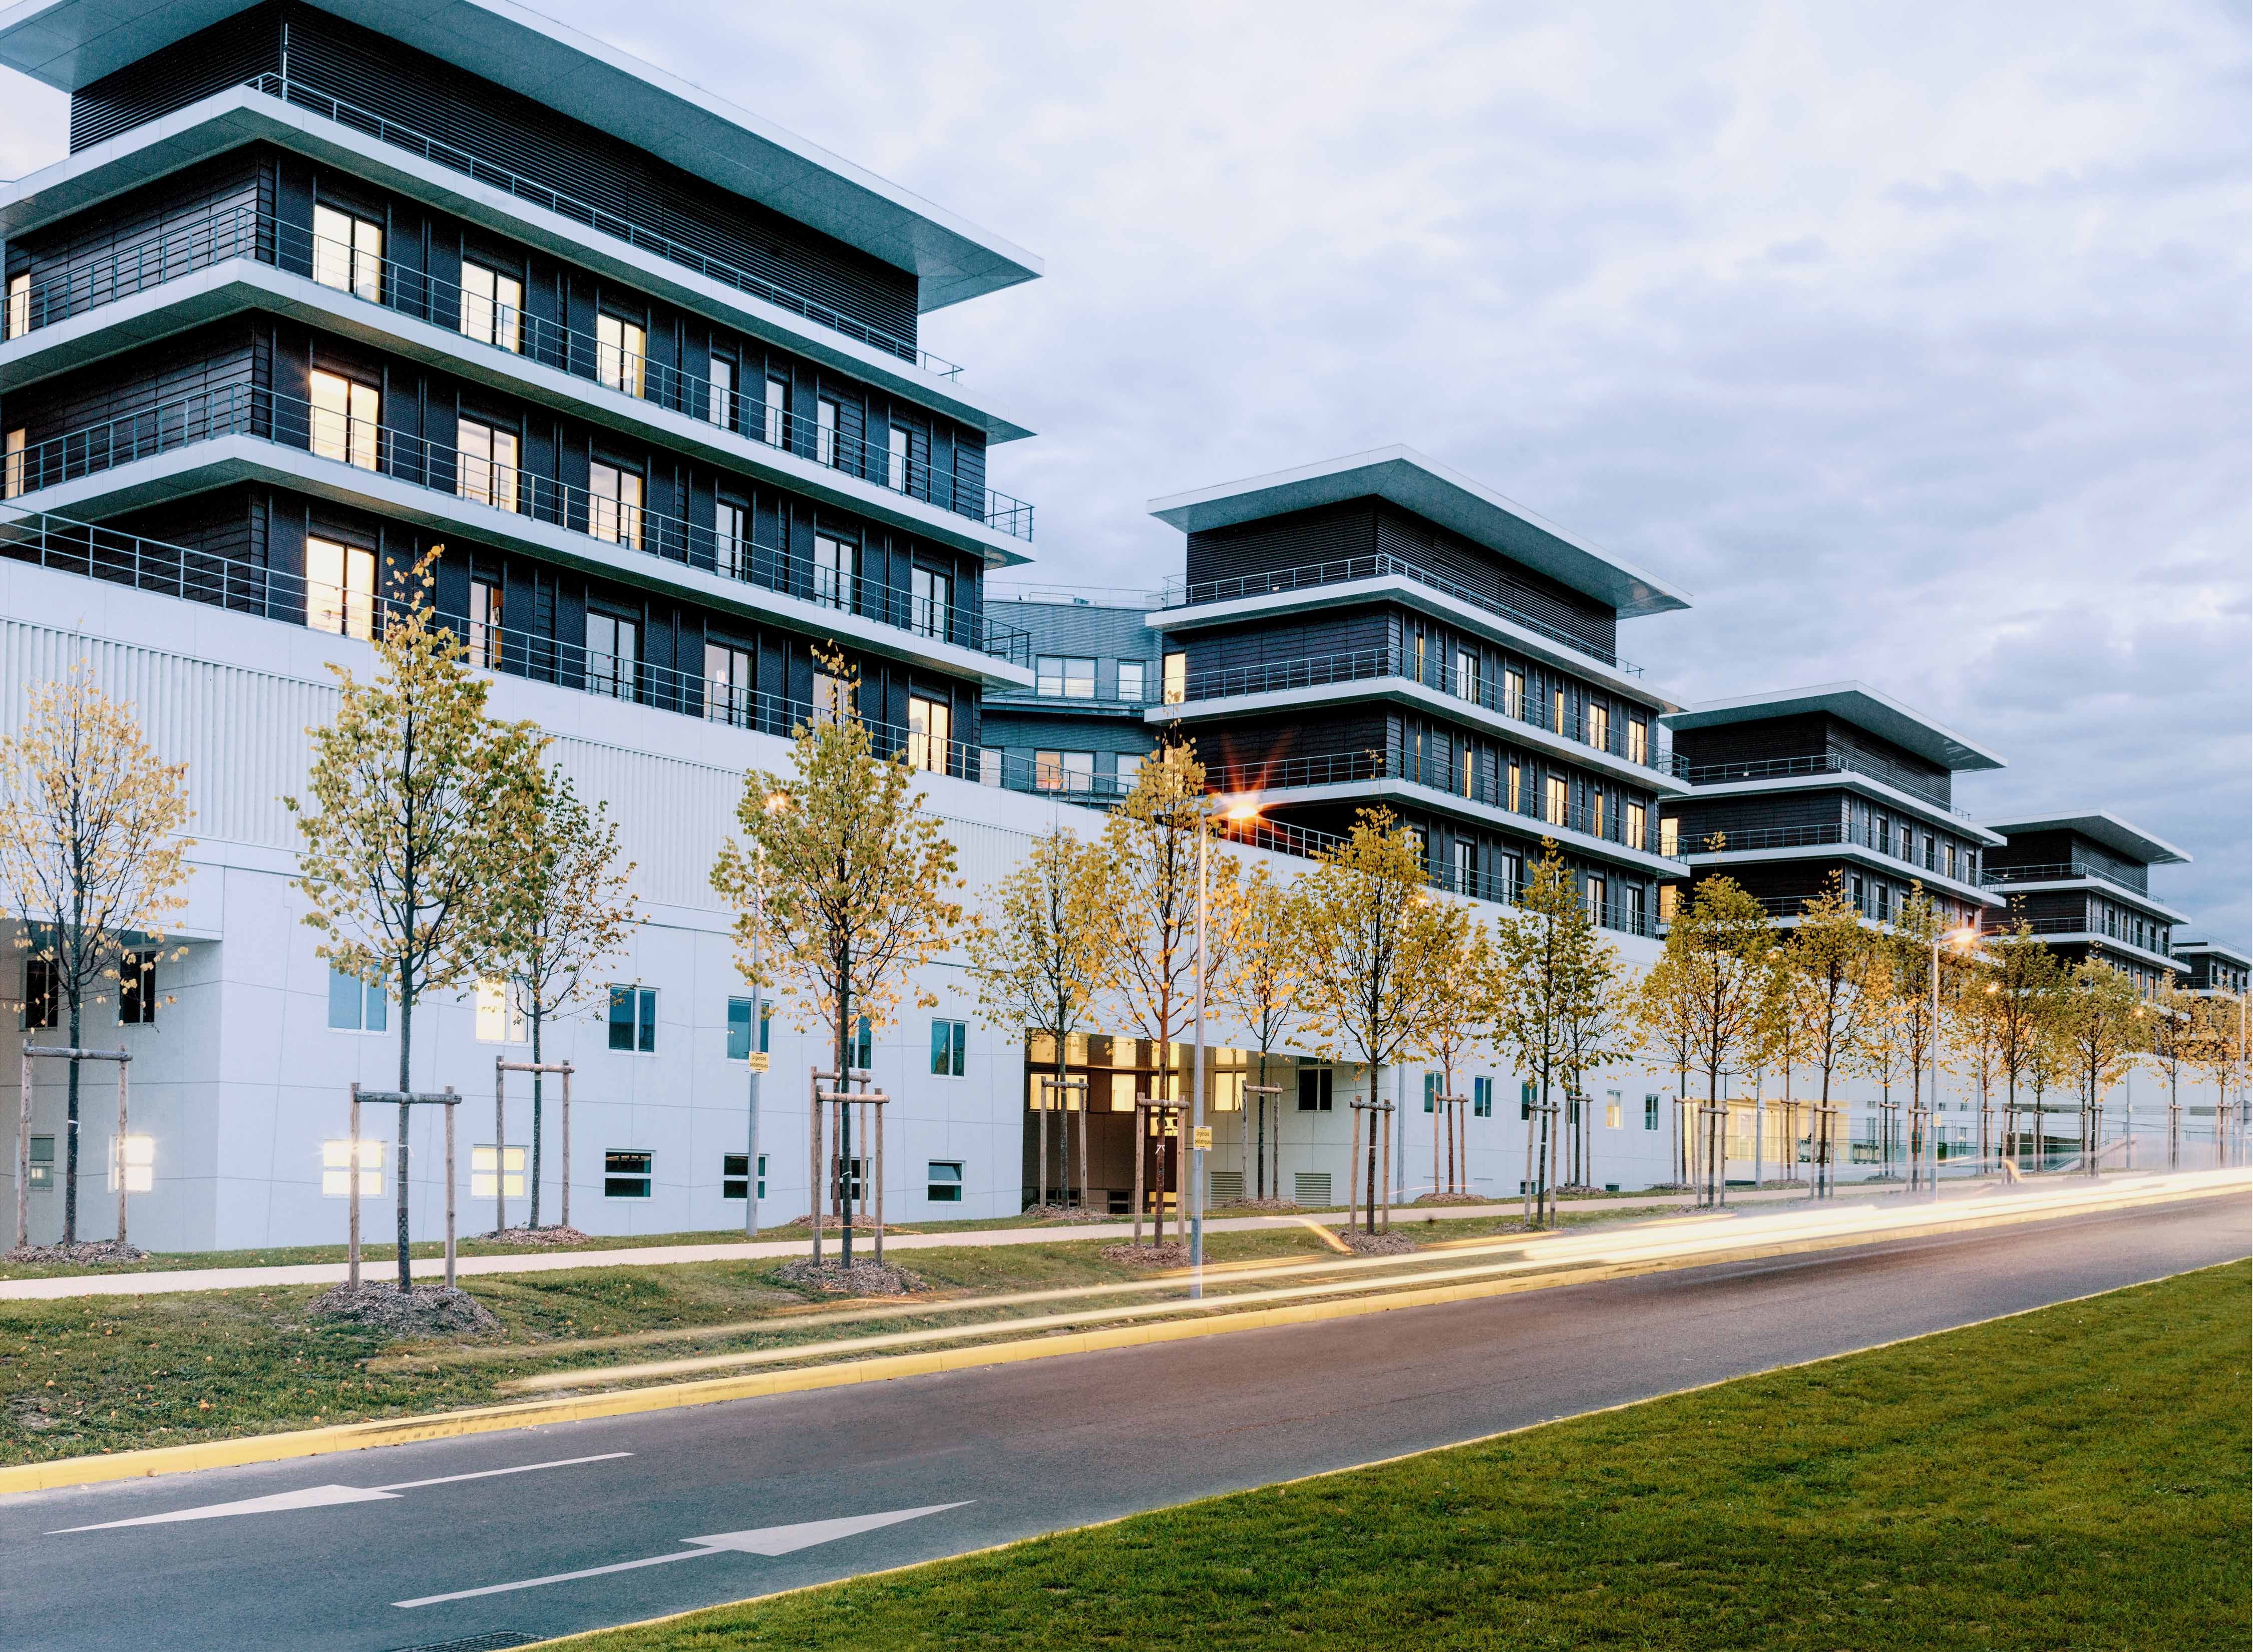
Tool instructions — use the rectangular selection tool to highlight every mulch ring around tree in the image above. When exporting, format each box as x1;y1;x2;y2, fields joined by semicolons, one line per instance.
307;1282;501;1337
473;1225;592;1247
3;1240;149;1266
1099;1243;1191;1268
1025;1203;1115;1224
1337;1229;1418;1255
1216;1197;1300;1212
772;1257;925;1297
782;1214;915;1234
1410;1191;1486;1205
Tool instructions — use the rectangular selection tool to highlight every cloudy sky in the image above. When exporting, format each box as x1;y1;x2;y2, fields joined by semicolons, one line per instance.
4;2;2244;942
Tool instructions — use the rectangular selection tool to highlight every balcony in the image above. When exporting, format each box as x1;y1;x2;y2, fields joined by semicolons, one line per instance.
1981;861;2152;900
1677;820;1992;894
1158;552;1642;677
1670;751;1966;817
1161;644;1667;774
1;384;1030;668
1;207;1031;543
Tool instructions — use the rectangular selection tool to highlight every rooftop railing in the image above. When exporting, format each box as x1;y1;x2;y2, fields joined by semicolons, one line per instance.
1164;643;1664;771
1158;552;1642;677
1981;861;2153;899
242;74;963;379
1669;750;1965;816
1;208;1031;541
1;387;1030;664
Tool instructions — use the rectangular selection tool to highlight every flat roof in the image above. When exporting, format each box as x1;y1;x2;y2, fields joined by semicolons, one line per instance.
1662;681;2007;772
2174;936;2252;967
1146;446;1694;620
1982;811;2191;868
0;0;1041;312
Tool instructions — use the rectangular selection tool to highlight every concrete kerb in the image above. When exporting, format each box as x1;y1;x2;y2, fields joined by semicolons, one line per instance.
1;1174;2236;1499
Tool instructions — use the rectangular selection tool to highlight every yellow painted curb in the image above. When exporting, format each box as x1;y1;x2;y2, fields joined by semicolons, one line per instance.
1;1178;2235;1498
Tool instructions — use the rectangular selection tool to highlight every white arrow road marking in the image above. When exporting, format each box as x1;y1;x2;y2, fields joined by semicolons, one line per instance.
393;1502;972;1608
50;1452;632;1533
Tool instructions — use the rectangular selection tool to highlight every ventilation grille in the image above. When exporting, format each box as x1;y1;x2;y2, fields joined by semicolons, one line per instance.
1294;1171;1332;1206
1209;1169;1244;1202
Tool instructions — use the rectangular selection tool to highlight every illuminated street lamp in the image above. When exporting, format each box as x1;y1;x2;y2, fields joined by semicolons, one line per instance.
1930;924;1981;1199
1189;800;1263;1301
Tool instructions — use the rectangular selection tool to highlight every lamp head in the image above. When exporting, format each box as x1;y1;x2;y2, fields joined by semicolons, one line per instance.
1224;803;1262;824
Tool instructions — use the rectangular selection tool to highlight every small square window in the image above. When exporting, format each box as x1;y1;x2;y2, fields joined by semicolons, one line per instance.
1116;660;1148;702
475;976;526;1043
471;1144;526;1199
931;1018;967;1077
605;1149;652;1198
609;985;656;1053
320;1137;382;1197
1297;1068;1333;1112
722;1152;767;1199
726;997;773;1060
326;966;387;1032
1605;1091;1622;1130
927;1160;963;1202
27;1135;54;1193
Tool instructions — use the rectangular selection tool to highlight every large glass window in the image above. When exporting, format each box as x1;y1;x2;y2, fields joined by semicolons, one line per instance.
588;462;643;548
305;536;375;640
1163;652;1187;705
457;418;518;512
714;500;749;581
812;534;855;611
1035;750;1094;792
468;575;502;668
3;427;24;499
1453;649;1480;703
705;641;754;727
5;271;27;340
607;985;657;1053
309;369;379;470
907;695;951;773
931;1019;967;1077
459;261;522;352
816;397;841;466
1626;801;1646;852
911;567;950;640
1588;703;1611;752
887;426;910;492
1117;660;1148;702
1036;656;1096;699
762;375;788;447
596;314;647;398
311;204;383;302
1544;774;1568;828
585;611;638;700
707;355;734;429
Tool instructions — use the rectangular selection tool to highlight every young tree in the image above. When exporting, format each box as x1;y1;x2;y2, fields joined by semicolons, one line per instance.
711;658;966;1266
1947;955;2006;1172
508;768;637;1228
1884;888;1960;1185
2140;981;2197;1169
1631;929;1698;1188
1489;844;1614;1222
1294;807;1461;1230
965;825;1113;1212
0;666;194;1248
1758;944;1815;1185
290;562;545;1291
1985;923;2062;1165
1220;865;1304;1202
2055;957;2141;1174
1419;918;1493;1198
1782;875;1869;1192
1556;915;1628;1193
2191;992;2248;1165
1849;942;1907;1174
1669;876;1774;1201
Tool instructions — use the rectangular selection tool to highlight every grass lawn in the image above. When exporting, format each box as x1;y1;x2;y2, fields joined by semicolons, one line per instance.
544;1261;2251;1652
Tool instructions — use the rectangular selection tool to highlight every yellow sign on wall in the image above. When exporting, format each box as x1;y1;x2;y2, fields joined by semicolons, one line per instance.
1191;1126;1214;1151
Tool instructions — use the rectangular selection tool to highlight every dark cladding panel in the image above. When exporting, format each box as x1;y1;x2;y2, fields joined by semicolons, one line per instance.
1185;499;1376;585
69;5;283;151
1372;502;1616;657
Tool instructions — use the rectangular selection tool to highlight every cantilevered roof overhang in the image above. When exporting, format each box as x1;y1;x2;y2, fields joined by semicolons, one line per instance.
1664;681;2007;773
0;0;1042;312
1147;446;1694;620
1982;811;2191;868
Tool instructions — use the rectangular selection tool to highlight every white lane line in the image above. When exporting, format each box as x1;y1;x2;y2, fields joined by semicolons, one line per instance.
51;1451;633;1533
372;1451;633;1491
394;1502;972;1608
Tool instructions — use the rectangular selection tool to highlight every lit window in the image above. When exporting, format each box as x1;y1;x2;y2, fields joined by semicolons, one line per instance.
457;419;519;513
927;1160;964;1202
309;369;379;470
1453;649;1480;703
1587;876;1608;924
468;576;503;668
1660;816;1679;857
471;1144;526;1199
1163;652;1186;705
722;1152;767;1199
321;1137;382;1197
1544;775;1568;828
305;536;376;640
588;462;643;548
907;696;951;773
119;950;158;1025
4;271;26;340
608;985;657;1052
1589;703;1611;752
931;1018;967;1077
597;314;647;398
1504;668;1526;719
311;204;382;302
1591;788;1607;839
1627;718;1648;765
1605;1090;1622;1130
459;261;522;351
475;977;526;1043
326;966;388;1032
1035;750;1094;793
604;1149;652;1198
3;427;25;499
1508;759;1522;813
1625;802;1646;852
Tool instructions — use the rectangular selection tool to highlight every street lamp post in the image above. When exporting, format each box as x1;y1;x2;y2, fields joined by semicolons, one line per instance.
1930;924;1979;1201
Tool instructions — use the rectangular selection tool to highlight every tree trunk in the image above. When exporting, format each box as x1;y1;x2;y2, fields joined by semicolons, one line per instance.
529;1006;544;1228
397;964;415;1293
62;998;82;1245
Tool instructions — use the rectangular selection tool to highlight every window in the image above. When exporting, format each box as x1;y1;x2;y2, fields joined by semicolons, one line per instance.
1504;667;1526;719
927;1160;964;1202
1451;838;1476;897
1508;758;1522;813
1117;660;1148;702
725;997;772;1060
1589;703;1611;752
457;418;518;512
812;534;855;611
931;1018;967;1077
709;499;750;581
1605;1089;1622;1129
309;369;379;470
1037;656;1096;699
467;575;503;668
1659;884;1680;922
586;611;638;700
604;1149;652;1198
911;567;950;640
1627;717;1648;765
813;670;850;726
588;461;643;548
708;355;734;429
1163;652;1187;705
887;426;910;491
1625;802;1646;852
762;375;788;447
118;949;157;1025
27;1135;53;1192
705;641;754;727
608;985;657;1053
816;397;841;466
1660;816;1679;857
597;313;647;397
3;427;24;499
1645;1093;1661;1130
4;271;26;340
1943;842;1958;880
979;748;1004;786
907;695;951;772
1423;1071;1440;1113
472;1144;525;1199
459;260;522;351
475;977;525;1043
1473;1076;1493;1117
1453;649;1480;703
1591;788;1608;839
1552;686;1568;735
1625;885;1646;934
1520;1080;1536;1120
1544;774;1568;828
311;203;382;301
305;536;376;640
853;1015;874;1070
1036;750;1094;792
1587;876;1608;925
22;957;57;1029
320;1137;381;1197
326;966;387;1032
1115;752;1145;791
1297;1067;1334;1112
723;1153;767;1200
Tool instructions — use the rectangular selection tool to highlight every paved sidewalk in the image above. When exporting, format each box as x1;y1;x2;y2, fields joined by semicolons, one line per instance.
0;1185;1879;1301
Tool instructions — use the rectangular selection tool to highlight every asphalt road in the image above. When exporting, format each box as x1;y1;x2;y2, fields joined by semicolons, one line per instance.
4;1192;2244;1652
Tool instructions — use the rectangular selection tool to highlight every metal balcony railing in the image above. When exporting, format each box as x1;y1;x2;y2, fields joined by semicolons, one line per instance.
1165;643;1664;771
1159;553;1642;677
1;386;1030;664
1981;861;2153;899
241;74;963;379
1680;819;1983;882
1669;750;1966;817
1;208;1032;542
